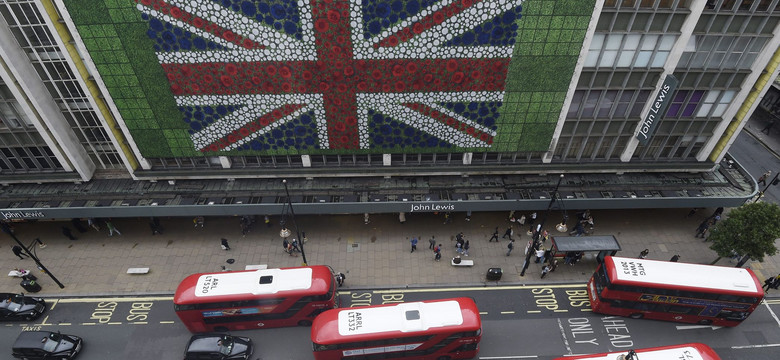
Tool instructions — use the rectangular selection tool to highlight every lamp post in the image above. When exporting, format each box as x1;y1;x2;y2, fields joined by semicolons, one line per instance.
280;179;308;266
520;174;564;277
1;222;64;288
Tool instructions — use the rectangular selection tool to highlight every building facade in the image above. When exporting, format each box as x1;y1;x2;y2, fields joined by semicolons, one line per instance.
0;0;774;218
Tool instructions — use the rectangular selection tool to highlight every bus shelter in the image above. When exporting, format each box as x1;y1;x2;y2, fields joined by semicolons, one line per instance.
549;235;621;264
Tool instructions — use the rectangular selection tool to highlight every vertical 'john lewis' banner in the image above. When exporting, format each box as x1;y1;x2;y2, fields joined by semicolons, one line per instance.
63;0;594;157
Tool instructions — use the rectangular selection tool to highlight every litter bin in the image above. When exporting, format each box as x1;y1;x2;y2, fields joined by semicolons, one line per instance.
20;279;41;293
487;267;502;281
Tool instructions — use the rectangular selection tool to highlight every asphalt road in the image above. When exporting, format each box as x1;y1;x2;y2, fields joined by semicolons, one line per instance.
0;287;778;359
730;130;780;203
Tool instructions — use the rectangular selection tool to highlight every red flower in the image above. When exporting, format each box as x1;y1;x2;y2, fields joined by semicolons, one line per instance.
242;38;254;49
394;81;405;91
303;70;313;80
446;59;458;72
346;116;357;126
327;10;340;23
272;109;283;119
223;30;235;42
279;66;292;78
251;76;261;84
191;84;200;92
166;73;175;81
334;122;346;132
227;134;237;143
262;82;274;92
471;70;481;79
466;127;475;134
220;75;233;87
337;83;348;92
240;128;250;136
192;17;204;28
266;65;277;76
357;81;368;91
332;45;342;54
319;81;330;91
371;69;382;80
336;36;345;44
382;84;391;92
315;19;329;32
225;64;238;76
282;83;292;92
423;73;433;83
387;36;399;46
406;63;418;73
181;67;192;77
392;64;404;77
480;133;490;141
462;0;473;6
340;135;350;144
412;22;424;34
203;74;213;83
433;12;445;24
170;84;183;95
170;7;182;19
452;72;465;83
140;0;152;6
343;67;354;76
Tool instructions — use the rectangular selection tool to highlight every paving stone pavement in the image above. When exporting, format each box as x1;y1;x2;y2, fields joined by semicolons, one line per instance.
2;208;778;298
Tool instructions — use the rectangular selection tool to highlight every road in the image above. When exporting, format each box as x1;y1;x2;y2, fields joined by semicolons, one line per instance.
730;130;780;203
0;287;779;359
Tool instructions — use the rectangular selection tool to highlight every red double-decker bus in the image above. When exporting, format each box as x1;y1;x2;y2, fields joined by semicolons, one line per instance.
311;298;481;360
588;256;764;326
554;343;721;360
174;265;337;333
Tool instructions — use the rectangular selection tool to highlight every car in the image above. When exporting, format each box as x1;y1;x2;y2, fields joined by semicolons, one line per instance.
0;293;46;321
184;333;253;360
12;331;83;359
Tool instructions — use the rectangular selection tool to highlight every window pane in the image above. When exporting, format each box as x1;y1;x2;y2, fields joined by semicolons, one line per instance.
585;51;600;67
714;104;729;116
659;35;676;50
624;34;641;50
651;52;668;67
682;103;698;116
591;33;605;49
641;34;658;50
618;51;635;67
601;50;618;67
722;90;736;102
635;51;652;67
606;34;623;50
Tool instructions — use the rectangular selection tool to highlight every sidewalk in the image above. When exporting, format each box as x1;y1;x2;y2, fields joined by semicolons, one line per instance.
2;208;779;297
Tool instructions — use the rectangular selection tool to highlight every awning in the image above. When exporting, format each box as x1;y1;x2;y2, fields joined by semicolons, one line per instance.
550;235;621;252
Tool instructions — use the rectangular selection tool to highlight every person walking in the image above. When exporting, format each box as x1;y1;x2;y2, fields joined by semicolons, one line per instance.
535;246;546;263
455;241;463;255
282;238;290;254
336;272;346;287
670;254;680;262
465;210;472;222
12;245;28;259
758;171;772;186
264;215;272;227
463;240;470;256
220;238;231;250
527;212;537;234
71;218;88;233
106;221;121;236
506;240;515;256
489;227;499;242
149;217;162;235
87;218;101;231
695;219;710;238
428;236;436;250
410;237;418;253
639;249;649;259
194;216;205;228
291;238;301;253
443;212;452;224
399;212;406;224
503;226;514;241
763;276;777;291
61;226;77;240
434;244;442;261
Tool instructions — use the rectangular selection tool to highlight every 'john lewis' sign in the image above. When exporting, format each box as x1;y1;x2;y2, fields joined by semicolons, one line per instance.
637;75;678;145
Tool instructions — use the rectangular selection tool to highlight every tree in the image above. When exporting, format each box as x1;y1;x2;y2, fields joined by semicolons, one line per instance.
708;202;780;267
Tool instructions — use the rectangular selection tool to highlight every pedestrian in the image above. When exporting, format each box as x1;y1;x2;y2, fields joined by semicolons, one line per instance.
399;212;406;224
410;237;418;253
761;119;775;134
443;212;452;224
465;210;472;222
264;215;271;227
364;213;370;225
434;244;442;261
527;212;537;234
463;240;470;256
763;276;776;291
61;226;77;240
336;272;346;287
758;171;771;186
287;242;298;256
0;221;14;235
685;208;698;218
455;241;463;255
773;275;780;290
670;254;680;262
87;218;101;231
149;218;162;235
106;221;121;236
194;216;205;228
712;207;724;218
503;226;514;241
535;245;546;263
282;238;290;254
428;236;436;250
291;238;301;253
506;240;515;256
541;263;552;278
695;219;709;238
220;238;231;250
71;218;88;233
12;245;28;259
489;227;499;242
639;249;649;259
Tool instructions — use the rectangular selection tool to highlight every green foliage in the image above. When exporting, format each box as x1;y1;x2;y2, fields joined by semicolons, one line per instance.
709;202;780;262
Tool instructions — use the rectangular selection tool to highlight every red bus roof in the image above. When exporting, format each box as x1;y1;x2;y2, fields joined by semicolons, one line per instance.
555;343;720;360
603;256;762;296
174;265;333;305
311;298;481;345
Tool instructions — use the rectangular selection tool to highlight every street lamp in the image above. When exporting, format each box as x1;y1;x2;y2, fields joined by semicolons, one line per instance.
280;179;308;266
520;174;564;277
0;222;64;288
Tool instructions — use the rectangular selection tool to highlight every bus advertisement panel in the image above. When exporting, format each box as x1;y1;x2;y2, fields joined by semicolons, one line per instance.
554;343;721;360
311;298;481;360
174;265;337;332
588;256;763;326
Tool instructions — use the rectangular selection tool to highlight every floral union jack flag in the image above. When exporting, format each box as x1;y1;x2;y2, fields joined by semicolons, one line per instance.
134;0;524;153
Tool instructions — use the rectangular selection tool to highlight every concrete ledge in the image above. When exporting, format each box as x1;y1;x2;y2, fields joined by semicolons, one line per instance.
451;258;474;267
